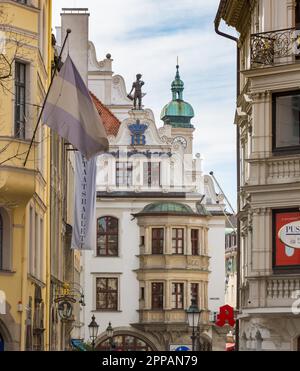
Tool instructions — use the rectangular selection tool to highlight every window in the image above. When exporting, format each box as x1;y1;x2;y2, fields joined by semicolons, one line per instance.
97;217;118;257
152;228;164;255
116;162;133;187
191;229;199;256
96;278;118;311
15;62;26;139
172;228;184;255
152;283;163;309
143;162;161;187
172;283;184;309
273;92;300;152
296;0;300;30
0;214;3;270
191;283;199;307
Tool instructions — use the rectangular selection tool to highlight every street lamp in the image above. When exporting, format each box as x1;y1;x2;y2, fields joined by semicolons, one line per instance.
187;298;202;351
106;322;116;351
88;315;99;351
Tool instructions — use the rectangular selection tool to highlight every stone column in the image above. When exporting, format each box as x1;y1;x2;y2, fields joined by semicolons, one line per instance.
186;227;192;255
165;226;172;255
144;227;151;255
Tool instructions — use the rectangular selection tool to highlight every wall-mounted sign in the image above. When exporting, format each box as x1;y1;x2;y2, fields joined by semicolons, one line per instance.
273;209;300;269
169;345;192;352
215;305;235;327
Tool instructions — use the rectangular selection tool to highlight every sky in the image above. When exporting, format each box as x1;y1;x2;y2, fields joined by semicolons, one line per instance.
52;0;237;209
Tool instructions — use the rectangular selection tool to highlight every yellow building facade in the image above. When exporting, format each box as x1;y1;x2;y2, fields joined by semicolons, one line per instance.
0;0;52;351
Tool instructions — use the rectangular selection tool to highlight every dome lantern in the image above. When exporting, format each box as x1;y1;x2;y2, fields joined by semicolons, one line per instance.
161;64;195;129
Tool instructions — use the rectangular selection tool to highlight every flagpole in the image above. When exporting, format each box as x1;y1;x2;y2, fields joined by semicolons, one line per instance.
23;29;72;167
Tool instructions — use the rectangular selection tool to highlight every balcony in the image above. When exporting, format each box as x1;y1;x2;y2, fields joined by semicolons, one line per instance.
266;277;300;308
0;137;37;205
266;156;300;184
250;28;299;68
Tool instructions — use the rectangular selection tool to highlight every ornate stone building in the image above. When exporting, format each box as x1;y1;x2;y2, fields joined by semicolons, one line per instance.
216;0;300;351
55;7;227;351
82;53;227;351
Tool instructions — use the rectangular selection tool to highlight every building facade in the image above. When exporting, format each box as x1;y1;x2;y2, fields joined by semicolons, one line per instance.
83;30;226;353
225;228;237;310
0;0;52;351
216;0;300;351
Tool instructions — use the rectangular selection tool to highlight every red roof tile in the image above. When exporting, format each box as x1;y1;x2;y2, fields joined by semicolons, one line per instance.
90;91;121;136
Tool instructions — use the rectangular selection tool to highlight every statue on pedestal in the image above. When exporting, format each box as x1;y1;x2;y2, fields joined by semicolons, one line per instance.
127;74;145;110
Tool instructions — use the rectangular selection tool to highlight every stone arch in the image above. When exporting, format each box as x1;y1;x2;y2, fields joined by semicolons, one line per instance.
0;318;13;351
199;332;212;351
95;327;159;351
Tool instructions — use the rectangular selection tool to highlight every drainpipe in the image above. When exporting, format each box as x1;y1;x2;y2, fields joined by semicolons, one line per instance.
214;1;241;352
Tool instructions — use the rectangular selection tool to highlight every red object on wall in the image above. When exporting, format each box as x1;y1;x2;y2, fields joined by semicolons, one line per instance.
274;210;300;268
215;305;235;327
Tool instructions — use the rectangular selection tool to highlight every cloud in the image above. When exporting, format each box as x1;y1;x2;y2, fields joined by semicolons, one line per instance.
52;0;237;206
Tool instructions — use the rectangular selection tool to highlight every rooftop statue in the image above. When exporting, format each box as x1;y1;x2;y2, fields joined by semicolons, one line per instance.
127;74;145;110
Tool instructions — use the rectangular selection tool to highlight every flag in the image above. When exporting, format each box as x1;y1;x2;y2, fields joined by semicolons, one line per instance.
43;55;108;159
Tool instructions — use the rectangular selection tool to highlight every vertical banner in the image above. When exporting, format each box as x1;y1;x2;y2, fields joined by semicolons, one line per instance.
71;152;97;250
274;209;300;269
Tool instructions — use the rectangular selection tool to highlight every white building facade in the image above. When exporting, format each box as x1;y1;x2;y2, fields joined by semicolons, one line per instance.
57;8;227;351
216;0;300;351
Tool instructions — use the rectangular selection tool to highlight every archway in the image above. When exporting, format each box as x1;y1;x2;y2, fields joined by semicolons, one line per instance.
0;319;13;351
96;333;156;351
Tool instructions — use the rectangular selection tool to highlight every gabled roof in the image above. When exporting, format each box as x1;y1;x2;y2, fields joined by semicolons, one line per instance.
90;91;121;136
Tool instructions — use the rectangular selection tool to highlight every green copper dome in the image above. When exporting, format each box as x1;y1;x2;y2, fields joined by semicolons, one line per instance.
138;202;196;216
161;65;195;129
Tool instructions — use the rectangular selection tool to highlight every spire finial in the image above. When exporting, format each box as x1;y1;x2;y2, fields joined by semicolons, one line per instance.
176;57;180;79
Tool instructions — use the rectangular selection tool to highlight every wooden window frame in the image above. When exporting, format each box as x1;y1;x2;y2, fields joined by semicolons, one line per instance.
151;282;164;310
97;216;118;257
96;277;118;311
151;228;164;255
172;228;184;255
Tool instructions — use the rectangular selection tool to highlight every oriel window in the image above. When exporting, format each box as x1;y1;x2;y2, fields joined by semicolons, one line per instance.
151;283;164;309
191;283;199;307
191;229;199;256
15;62;26;139
172;283;184;309
151;228;164;255
172;228;184;255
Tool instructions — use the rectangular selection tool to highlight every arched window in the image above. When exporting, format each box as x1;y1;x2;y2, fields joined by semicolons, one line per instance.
97;217;118;256
0;214;3;270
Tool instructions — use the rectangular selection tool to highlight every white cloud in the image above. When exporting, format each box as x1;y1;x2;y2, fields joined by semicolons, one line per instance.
52;0;237;206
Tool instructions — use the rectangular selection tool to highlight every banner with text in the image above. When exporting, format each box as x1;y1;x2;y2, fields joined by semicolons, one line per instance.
71;152;97;250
